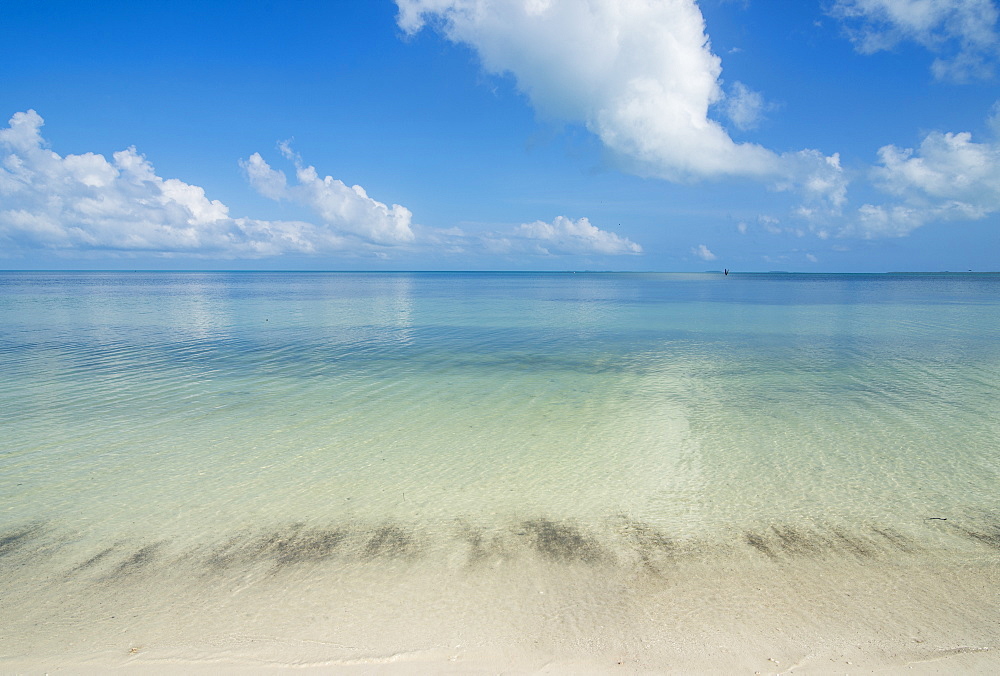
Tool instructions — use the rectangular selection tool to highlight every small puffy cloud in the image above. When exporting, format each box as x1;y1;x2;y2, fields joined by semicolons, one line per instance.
989;100;1000;135
512;216;641;255
395;0;845;208
830;0;1000;80
850;199;984;237
874;130;1000;200
850;203;929;237
753;214;807;236
806;253;819;263
844;115;1000;237
759;215;783;234
0;110;358;257
723;81;767;131
434;215;642;257
692;243;717;261
242;146;414;245
242;151;287;200
777;151;849;213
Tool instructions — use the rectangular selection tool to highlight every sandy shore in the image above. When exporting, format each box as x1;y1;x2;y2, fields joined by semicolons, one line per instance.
4;647;999;674
2;529;998;675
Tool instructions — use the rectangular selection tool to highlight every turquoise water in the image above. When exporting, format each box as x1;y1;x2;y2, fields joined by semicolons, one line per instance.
2;271;999;667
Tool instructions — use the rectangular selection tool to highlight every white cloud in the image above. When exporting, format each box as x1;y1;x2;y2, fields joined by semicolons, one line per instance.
243;145;415;245
242;151;287;201
989;100;1000;135
759;214;783;234
0;110;640;261
723;81;767;131
849;203;929;237
424;215;642;257
0;110;360;257
395;0;845;206
692;243;717;261
874;130;1000;200
830;0;1000;80
512;215;641;255
845;116;1000;237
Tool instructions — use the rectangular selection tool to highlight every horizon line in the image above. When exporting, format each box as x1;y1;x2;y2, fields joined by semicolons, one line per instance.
2;269;997;275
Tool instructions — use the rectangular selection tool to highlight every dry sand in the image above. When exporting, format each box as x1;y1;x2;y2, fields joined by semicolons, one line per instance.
2;521;998;674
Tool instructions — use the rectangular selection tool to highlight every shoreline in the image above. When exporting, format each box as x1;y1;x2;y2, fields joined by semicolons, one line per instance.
5;647;998;675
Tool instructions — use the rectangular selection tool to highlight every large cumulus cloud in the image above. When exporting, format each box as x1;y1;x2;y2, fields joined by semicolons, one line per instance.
395;0;847;207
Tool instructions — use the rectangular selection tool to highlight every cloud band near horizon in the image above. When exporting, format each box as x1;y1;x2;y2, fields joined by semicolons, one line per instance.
0;111;641;260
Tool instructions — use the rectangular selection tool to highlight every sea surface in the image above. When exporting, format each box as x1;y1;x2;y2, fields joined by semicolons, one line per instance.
2;271;999;670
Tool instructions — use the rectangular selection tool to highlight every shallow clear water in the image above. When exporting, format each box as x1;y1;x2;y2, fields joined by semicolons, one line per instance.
2;271;999;667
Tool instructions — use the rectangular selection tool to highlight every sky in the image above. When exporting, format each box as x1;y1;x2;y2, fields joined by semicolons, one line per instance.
1;0;999;272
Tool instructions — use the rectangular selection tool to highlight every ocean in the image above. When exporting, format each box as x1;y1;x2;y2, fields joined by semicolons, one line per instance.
2;271;998;671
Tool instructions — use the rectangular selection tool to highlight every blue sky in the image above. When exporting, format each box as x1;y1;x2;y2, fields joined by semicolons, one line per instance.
2;0;998;271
